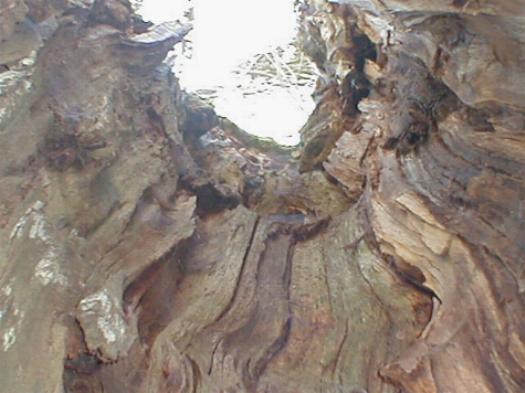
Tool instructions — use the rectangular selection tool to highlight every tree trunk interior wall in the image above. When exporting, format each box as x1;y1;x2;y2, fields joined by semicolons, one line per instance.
0;1;524;392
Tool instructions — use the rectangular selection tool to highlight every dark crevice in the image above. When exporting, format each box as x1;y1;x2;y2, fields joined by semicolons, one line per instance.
207;339;222;376
186;355;202;393
122;237;192;349
384;255;441;303
122;254;169;317
341;32;377;115
383;69;459;156
353;34;378;72
63;317;105;393
178;178;240;217
64;353;102;375
293;217;331;242
134;243;188;348
250;316;292;391
358;194;440;304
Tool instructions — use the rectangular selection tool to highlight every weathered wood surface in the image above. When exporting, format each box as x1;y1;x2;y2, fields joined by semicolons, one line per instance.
0;1;524;392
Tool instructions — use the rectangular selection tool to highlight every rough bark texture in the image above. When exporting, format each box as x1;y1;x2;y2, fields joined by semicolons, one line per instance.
1;1;524;392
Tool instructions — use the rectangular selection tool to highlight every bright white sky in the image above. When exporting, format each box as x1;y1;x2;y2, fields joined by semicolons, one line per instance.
136;0;315;145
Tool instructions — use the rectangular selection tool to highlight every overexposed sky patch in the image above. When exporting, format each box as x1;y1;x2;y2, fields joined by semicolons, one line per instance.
134;0;316;145
187;0;296;86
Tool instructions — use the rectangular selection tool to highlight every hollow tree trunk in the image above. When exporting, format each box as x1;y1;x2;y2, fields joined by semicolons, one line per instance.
0;1;524;393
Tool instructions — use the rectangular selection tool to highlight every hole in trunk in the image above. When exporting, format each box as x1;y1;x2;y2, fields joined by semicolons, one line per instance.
132;0;318;146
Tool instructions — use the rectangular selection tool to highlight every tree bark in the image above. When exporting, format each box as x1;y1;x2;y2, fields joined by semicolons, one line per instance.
0;1;524;392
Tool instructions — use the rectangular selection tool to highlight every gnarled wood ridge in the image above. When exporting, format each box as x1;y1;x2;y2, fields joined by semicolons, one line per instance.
0;0;524;392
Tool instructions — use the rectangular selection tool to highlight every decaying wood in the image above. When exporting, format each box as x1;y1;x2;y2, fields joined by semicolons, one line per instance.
0;0;524;392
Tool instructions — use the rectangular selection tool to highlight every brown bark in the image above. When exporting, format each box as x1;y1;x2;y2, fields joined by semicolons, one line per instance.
0;1;524;392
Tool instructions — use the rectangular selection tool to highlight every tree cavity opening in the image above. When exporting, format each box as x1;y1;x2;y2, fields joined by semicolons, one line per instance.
132;0;318;146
